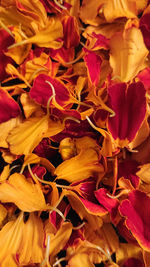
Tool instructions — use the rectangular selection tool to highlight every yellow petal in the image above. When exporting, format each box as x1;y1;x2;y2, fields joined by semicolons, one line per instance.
110;26;149;82
0;173;46;211
55;148;104;183
7;116;49;155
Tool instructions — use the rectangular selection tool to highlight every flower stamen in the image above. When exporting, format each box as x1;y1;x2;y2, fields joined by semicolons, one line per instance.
53;0;67;10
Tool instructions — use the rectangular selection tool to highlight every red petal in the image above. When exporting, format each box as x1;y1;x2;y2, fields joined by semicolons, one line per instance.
91;32;109;50
0;89;20;123
84;49;102;86
118;160;140;188
0;29;14;81
62;16;80;48
140;13;150;49
30;74;70;107
123;258;144;267
108;82;146;142
95;188;119;223
119;190;150;251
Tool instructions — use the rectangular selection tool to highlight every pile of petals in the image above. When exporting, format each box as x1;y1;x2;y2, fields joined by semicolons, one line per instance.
1;0;150;266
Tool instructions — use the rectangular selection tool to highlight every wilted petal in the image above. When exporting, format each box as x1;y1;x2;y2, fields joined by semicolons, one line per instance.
119;190;150;251
0;173;46;211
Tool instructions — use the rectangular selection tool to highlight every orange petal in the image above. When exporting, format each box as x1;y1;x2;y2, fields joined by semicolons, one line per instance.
5;28;31;65
17;213;44;265
49;222;72;256
0;165;10;182
0;204;7;227
101;0;137;22
7;116;49;155
0;117;21;148
116;243;142;266
20;93;44;119
128;118;150;150
9;18;63;49
0;212;44;265
0;173;46;211
110;26;149;82
67;253;94;267
136;163;150;183
55;148;104;183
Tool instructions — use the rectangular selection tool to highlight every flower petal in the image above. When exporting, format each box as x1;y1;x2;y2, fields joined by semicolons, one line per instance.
0;89;20;123
109;27;148;82
0;173;46;211
119;190;150;251
108;82;146;145
55;148;104;183
7;116;49;155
